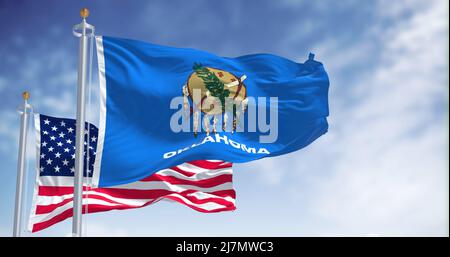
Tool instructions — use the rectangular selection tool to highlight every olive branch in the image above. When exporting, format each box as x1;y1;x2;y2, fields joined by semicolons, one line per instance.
193;63;230;113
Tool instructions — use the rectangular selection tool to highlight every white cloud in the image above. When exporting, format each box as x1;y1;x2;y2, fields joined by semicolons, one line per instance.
244;157;288;186
255;0;449;236
41;91;76;117
0;35;100;159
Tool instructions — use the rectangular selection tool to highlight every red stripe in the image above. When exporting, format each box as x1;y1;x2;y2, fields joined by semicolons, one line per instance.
139;174;232;187
38;186;173;199
35;193;131;215
32;193;236;232
36;187;236;215
32;203;140;232
177;190;235;207
138;161;229;181
38;183;234;199
164;195;236;213
207;189;236;199
36;197;72;215
36;191;235;216
38;186;79;196
168;166;196;177
36;188;235;214
186;160;232;170
37;188;236;201
32;160;236;233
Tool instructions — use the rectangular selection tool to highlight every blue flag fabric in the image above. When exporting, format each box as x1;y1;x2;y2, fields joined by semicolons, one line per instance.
93;36;329;187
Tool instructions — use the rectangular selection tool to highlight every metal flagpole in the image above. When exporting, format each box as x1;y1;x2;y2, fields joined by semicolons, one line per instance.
13;91;32;237
72;8;94;237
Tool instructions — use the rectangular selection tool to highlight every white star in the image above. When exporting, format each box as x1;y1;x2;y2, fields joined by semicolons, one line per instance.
57;142;63;147
71;154;76;159
62;159;69;166
50;136;56;141
55;152;61;158
60;121;66;127
54;166;60;172
70;167;75;173
40;153;45;159
87;169;92;175
84;130;89;135
43;131;49;135
66;139;72;144
46;159;53;165
51;126;58;131
67;127;74;133
91;136;97;142
39;167;44;173
42;141;47;147
64;148;70;153
44;119;50;125
48;147;54;152
59;132;65;138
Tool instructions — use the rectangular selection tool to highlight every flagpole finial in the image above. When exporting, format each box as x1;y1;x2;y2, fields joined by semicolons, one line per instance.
22;91;29;101
80;8;89;18
73;8;94;37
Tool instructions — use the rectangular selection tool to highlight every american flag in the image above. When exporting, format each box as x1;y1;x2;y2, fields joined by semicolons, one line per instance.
28;114;236;233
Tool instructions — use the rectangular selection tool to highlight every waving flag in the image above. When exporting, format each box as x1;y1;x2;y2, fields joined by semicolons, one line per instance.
28;114;235;233
94;36;329;187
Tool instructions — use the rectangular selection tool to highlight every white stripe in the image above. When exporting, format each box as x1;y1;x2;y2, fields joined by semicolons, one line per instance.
176;162;229;174
92;36;106;187
186;191;235;204
38;167;233;187
39;176;82;187
165;194;228;211
38;176;233;191
35;186;235;207
31;192;232;227
36;191;150;207
153;167;232;180
30;198;122;226
108;181;233;192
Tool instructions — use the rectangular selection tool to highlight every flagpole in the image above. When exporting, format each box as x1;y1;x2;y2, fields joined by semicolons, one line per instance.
72;8;94;237
13;91;31;237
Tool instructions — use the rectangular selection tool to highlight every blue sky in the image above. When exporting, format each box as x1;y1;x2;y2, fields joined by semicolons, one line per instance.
0;0;448;236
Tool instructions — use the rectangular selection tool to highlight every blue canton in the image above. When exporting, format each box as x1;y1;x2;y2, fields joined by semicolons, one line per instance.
38;114;98;177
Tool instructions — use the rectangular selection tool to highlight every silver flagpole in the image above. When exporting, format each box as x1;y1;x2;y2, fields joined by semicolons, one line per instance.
13;91;32;237
72;8;94;237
